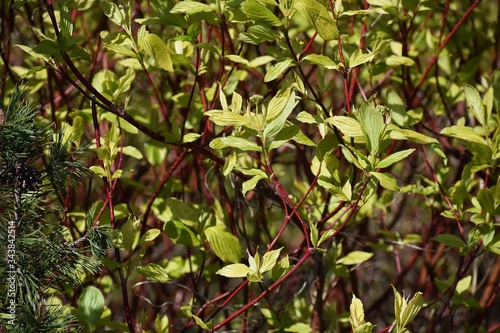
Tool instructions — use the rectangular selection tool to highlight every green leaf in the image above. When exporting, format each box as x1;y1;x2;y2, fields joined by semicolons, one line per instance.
264;58;294;82
302;54;340;70
386;55;415;67
138;228;161;246
284;323;313;333
89;165;107;177
205;110;254;128
139;33;174;72
296;111;321;124
440;126;485;144
266;88;292;121
337;251;373;265
242;174;267;195
370;171;399;191
357;102;385;155
483;85;494;124
271;255;291;281
477;188;495;215
205;226;242;263
77;286;105;329
223;152;237;176
349;296;365;326
112;169;123;179
136;263;170;282
264;90;298;138
260;247;283;273
155;314;170;333
317;135;338;161
225;54;251;66
325;116;363;137
390;128;438;144
432;234;466;248
144;141;168;166
100;0;126;26
340;9;373;16
294;0;339;41
318;229;336;247
385;89;408;127
210;136;263;151
100;30;136;57
216;263;255;278
241;0;283;26
349;49;376;68
463;84;486;126
393;288;423;329
367;0;396;8
121;218;140;252
170;0;214;14
192;315;213;330
59;5;73;41
182;133;201;143
310;222;319;247
164;220;201;246
340;145;365;170
164;198;200;225
376;149;415;169
32;39;60;57
122;146;143;159
456;275;471;294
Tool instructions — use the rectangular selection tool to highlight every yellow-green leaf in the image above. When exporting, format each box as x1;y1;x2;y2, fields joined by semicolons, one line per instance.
139;33;174;72
294;0;339;41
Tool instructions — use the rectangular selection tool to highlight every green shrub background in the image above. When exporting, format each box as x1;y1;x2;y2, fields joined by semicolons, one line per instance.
1;0;499;332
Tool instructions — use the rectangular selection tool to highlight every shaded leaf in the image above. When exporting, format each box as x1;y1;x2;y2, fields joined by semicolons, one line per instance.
164;220;201;246
432;234;466;248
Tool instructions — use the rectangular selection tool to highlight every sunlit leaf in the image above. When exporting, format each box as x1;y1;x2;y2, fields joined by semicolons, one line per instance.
370;171;399;192
463;84;485;126
170;1;214;14
139;33;174;72
205;226;242;263
376;149;415;169
264;58;295;82
337;251;373;265
136;263;170;282
294;0;339;41
241;0;283;26
216;263;255;278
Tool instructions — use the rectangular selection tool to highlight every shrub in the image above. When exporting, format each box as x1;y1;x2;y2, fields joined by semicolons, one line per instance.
1;0;499;332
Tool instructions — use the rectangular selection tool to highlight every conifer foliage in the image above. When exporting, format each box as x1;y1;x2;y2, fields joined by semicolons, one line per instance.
0;86;107;332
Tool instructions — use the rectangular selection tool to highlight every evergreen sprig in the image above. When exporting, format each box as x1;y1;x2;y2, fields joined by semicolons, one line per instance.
0;85;109;332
